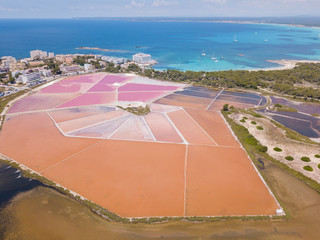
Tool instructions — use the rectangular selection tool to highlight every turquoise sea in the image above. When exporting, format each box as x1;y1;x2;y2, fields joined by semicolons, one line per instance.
1;19;320;71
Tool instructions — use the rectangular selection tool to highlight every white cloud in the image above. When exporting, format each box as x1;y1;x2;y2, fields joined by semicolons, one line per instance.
0;6;19;12
202;0;227;4
152;0;179;7
125;0;145;8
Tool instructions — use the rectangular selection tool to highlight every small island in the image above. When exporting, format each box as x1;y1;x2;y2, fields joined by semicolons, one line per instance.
76;47;127;52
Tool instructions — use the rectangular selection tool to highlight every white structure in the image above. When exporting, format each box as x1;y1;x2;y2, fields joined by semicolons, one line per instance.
30;50;48;59
60;65;81;74
1;56;17;67
48;52;55;58
84;63;93;71
39;69;52;77
133;53;152;64
18;72;41;84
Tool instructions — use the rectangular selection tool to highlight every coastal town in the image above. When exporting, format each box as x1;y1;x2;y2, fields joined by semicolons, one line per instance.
0;50;156;97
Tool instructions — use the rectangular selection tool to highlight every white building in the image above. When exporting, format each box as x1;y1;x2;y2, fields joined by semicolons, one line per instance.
60;64;82;74
133;53;152;64
84;63;93;71
18;72;41;84
30;50;48;59
48;52;55;58
39;69;52;77
1;56;17;67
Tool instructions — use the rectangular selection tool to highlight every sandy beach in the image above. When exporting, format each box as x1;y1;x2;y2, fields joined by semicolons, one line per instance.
250;59;320;72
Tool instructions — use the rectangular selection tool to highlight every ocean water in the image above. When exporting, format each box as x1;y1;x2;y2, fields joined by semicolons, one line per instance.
1;19;320;71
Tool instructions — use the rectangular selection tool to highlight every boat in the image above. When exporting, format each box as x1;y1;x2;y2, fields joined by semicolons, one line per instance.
201;50;206;56
233;35;239;42
264;39;269;42
215;60;219;62
211;52;216;60
220;57;224;59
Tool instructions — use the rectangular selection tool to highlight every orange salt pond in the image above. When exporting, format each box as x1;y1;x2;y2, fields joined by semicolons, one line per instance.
186;145;279;216
42;140;186;218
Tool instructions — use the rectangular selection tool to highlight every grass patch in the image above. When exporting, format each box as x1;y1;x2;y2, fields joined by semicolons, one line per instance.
251;121;257;125
240;119;246;123
315;154;320;158
318;164;320;169
285;156;294;161
312;114;319;117
256;126;264;130
252;113;263;118
303;166;313;172
273;103;298;113
117;105;150;116
243;116;248;120
273;147;282;152
301;156;311;162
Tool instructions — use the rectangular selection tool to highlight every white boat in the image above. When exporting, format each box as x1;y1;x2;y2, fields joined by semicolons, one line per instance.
233;35;239;42
201;50;206;56
264;39;269;42
215;60;219;62
211;52;216;60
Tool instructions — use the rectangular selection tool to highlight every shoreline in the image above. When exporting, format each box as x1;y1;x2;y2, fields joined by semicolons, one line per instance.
250;59;320;72
76;47;128;52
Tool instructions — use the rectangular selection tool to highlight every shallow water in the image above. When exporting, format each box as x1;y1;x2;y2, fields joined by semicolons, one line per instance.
1;19;320;71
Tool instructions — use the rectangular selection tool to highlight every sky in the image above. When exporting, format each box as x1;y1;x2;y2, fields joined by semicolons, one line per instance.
0;0;319;18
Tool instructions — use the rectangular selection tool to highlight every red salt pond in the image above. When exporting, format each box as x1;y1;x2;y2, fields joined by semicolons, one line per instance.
61;73;106;83
167;110;215;146
118;91;167;102
57;92;116;108
119;83;178;92
98;75;132;84
186;145;279;216
154;94;211;110
0;112;100;172
208;100;255;111
87;83;116;92
8;93;81;114
110;116;154;141
40;82;94;93
42;140;186;218
185;108;239;147
48;106;115;123
144;112;183;143
58;110;127;134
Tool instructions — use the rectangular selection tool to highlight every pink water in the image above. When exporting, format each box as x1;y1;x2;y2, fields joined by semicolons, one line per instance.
98;75;131;84
119;83;178;92
118;91;167;102
57;92;116;108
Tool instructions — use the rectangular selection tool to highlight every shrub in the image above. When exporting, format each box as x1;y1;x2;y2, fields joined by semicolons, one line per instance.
303;166;313;172
301;156;311;162
285;156;294;161
274;103;282;108
245;134;259;146
240;119;246;123
252;113;263;118
243;117;248;120
256;126;263;130
257;144;268;153
318;164;320;169
223;104;229;111
273;147;282;152
315;154;320;158
251;121;257;125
